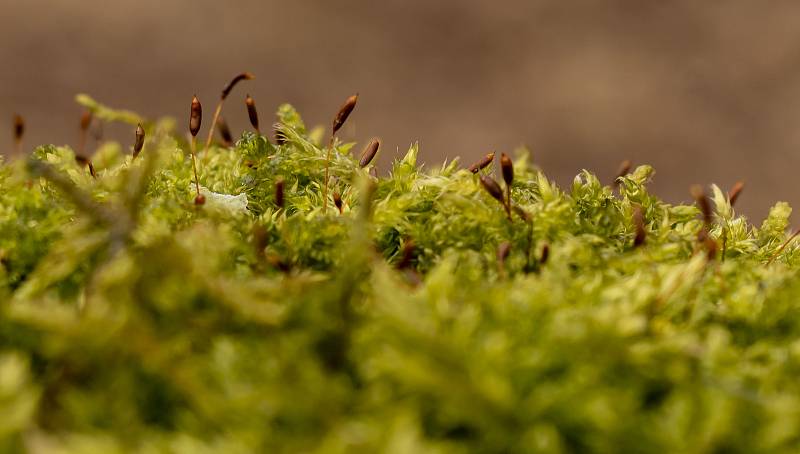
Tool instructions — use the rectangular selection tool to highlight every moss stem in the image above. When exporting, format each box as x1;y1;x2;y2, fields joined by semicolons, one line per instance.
190;136;201;196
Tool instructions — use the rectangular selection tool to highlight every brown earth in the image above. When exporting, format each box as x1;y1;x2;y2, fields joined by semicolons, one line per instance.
3;0;800;220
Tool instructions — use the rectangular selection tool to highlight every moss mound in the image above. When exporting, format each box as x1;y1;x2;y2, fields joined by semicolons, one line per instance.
2;97;800;452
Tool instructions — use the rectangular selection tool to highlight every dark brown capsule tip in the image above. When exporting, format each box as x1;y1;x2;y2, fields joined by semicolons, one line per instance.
13;114;24;140
217;117;233;146
221;72;255;100
728;181;745;207
632;205;646;247
359;139;380;168
80;111;93;131
332;93;358;135
194;194;206;206
468;152;495;173
245;95;259;131
275;178;285;209
133;123;145;156
190;95;202;137
500;153;514;186
479;175;505;203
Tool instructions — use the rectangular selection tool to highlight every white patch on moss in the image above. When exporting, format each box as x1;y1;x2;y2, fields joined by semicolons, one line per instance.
195;185;249;215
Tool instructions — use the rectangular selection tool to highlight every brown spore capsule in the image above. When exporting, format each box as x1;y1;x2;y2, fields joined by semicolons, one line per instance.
217;117;233;146
632;205;646;247
333;191;343;214
80;111;93;132
728;181;745;207
190;95;202;137
133;123;145;158
540;244;550;265
78;111;93;156
13;114;24;142
12;114;24;154
500;153;514;186
74;154;95;178
332;94;358;135
468;152;495;173
359;139;380;168
480;175;505;204
245;94;260;134
396;239;415;270
275;178;285;209
188;96;203;200
221;72;254;100
500;152;514;210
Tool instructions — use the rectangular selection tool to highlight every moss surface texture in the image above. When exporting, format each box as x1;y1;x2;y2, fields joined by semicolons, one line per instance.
1;95;800;453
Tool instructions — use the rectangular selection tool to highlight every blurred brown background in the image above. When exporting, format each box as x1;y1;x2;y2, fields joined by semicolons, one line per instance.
2;0;800;220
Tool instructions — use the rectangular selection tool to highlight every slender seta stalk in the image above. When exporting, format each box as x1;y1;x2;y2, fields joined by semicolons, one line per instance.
729;181;745;207
323;94;358;212
190;95;204;205
204;72;254;157
76;111;96;178
766;229;800;266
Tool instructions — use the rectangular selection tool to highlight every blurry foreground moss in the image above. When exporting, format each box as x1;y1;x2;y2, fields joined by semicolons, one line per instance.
3;100;800;453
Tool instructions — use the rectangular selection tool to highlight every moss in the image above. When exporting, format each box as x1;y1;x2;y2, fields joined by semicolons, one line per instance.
1;97;800;452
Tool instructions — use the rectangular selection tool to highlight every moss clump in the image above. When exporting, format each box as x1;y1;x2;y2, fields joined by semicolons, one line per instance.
2;97;800;453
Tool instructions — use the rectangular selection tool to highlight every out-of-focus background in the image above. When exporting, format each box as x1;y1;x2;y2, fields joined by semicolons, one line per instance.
2;0;800;220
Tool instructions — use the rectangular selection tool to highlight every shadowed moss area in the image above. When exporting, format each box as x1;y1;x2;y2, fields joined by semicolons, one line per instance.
2;98;800;453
